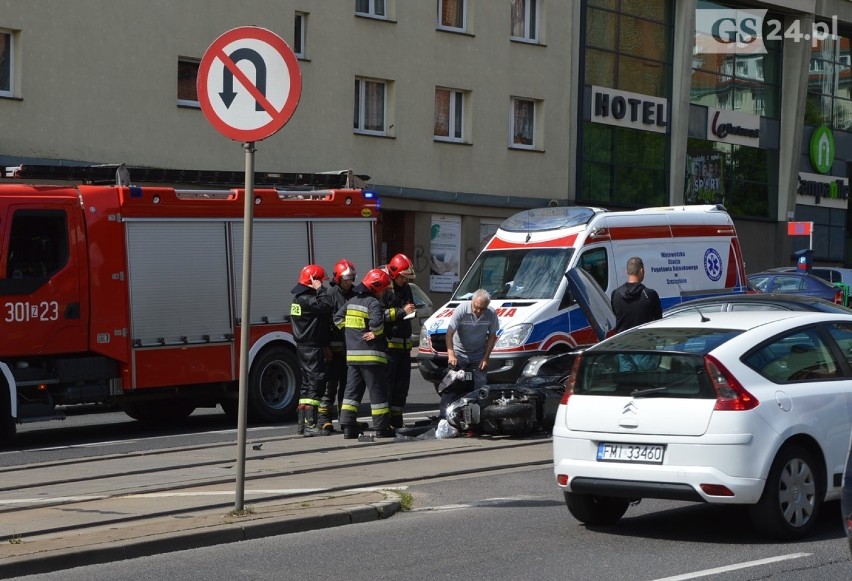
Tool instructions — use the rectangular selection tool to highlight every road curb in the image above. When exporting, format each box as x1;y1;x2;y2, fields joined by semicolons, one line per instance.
0;499;402;579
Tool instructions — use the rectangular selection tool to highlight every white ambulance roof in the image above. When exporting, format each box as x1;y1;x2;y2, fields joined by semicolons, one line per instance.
500;206;603;233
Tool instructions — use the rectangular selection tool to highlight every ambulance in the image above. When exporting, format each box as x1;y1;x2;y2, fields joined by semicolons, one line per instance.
417;204;748;386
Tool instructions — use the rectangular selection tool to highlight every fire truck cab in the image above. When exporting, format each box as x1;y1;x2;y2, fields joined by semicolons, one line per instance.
0;164;379;444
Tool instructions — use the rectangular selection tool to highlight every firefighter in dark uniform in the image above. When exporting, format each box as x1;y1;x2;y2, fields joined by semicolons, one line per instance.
291;264;335;437
383;253;417;429
317;258;357;433
334;268;393;439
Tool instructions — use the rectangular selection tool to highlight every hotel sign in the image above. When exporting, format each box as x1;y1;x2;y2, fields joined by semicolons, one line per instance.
591;86;668;134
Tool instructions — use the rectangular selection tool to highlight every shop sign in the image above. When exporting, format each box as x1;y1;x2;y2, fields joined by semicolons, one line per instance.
706;107;760;147
591;86;668;134
809;125;835;174
797;171;849;209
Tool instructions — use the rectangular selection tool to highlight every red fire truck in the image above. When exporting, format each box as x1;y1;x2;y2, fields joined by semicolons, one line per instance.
0;164;379;444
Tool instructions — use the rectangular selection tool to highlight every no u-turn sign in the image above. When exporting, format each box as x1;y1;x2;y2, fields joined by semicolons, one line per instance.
198;26;302;142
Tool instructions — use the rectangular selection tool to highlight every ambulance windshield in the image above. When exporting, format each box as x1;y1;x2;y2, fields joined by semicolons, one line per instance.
453;248;573;301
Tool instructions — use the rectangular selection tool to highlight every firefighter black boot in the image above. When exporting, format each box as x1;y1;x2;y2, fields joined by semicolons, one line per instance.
317;406;335;433
303;405;330;437
296;405;305;435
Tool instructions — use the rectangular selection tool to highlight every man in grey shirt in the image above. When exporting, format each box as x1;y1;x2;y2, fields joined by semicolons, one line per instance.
446;288;499;390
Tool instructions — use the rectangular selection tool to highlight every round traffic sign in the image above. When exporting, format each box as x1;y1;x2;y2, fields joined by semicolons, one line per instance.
197;26;302;142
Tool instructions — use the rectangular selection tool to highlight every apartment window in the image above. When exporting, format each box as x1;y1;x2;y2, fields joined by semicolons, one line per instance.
511;0;538;42
435;88;465;142
438;0;466;32
354;78;387;135
356;0;386;18
0;30;13;97
177;58;200;108
294;12;306;58
510;97;536;149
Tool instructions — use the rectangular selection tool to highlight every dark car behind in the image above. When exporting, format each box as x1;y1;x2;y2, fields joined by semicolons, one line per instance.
664;293;852;318
747;271;845;305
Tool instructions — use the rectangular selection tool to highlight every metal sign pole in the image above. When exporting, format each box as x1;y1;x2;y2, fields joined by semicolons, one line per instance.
809;221;814;251
235;141;256;511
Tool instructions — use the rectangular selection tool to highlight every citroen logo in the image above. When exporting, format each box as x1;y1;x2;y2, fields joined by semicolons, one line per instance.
622;401;638;415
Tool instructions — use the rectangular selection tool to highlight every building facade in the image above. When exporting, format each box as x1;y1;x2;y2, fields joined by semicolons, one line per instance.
1;1;851;303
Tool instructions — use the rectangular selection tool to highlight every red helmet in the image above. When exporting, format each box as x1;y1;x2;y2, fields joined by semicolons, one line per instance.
387;253;415;280
361;268;392;294
298;264;328;286
333;259;357;284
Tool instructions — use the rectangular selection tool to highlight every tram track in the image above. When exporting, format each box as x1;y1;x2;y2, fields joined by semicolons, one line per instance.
0;434;552;539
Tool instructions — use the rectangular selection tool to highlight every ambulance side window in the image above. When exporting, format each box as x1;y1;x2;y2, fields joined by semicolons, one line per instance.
6;210;69;280
578;248;609;291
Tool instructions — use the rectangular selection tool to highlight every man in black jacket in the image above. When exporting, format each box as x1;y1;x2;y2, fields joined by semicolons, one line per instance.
291;264;335;437
610;256;662;333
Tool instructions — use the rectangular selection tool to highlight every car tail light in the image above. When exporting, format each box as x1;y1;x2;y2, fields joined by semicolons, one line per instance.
556;474;569;486
704;354;759;411
700;483;735;496
833;289;844;305
560;355;583;405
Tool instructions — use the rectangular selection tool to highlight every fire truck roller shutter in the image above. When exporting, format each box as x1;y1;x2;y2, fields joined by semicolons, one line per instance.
126;222;232;345
311;220;376;279
231;221;310;323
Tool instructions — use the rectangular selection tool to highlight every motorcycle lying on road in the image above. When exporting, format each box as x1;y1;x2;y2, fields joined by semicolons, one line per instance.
438;351;576;436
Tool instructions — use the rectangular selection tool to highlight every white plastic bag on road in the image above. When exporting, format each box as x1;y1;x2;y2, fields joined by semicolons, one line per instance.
435;419;459;439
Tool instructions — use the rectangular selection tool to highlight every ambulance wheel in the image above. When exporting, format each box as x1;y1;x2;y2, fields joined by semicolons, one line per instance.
121;400;196;423
247;346;299;423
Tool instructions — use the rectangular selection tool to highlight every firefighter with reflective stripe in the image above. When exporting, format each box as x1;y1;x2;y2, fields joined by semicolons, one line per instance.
382;253;417;429
334;268;393;439
291;264;335;437
318;258;357;432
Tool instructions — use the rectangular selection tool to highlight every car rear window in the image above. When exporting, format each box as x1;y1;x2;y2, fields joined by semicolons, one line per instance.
574;352;715;398
575;328;743;398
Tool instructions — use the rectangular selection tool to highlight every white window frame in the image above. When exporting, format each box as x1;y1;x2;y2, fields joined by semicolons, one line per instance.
434;87;465;143
176;57;200;108
510;97;537;150
356;0;387;19
511;0;538;43
294;12;307;59
0;29;14;98
437;0;466;33
354;77;388;136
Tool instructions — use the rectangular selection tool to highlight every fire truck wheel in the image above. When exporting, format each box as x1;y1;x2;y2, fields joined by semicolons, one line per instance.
247;346;299;423
120;400;196;423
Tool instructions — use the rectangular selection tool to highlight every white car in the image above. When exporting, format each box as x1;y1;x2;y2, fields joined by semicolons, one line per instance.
554;269;852;540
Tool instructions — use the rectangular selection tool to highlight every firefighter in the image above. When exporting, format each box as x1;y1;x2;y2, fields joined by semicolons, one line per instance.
318;258;357;433
334;268;393;439
291;264;335;437
383;253;417;429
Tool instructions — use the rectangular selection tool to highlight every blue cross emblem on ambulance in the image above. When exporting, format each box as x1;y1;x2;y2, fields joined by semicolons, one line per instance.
704;248;722;282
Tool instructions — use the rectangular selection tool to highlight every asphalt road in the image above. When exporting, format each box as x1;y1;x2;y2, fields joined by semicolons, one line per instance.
7;466;851;581
4;374;852;580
